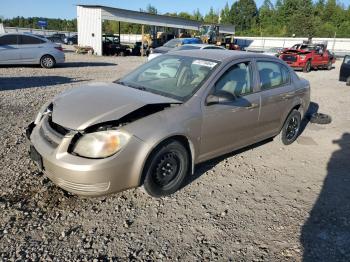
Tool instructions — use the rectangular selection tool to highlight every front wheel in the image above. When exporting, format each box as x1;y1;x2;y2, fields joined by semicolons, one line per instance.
303;60;311;73
40;55;56;69
142;140;190;197
277;109;301;145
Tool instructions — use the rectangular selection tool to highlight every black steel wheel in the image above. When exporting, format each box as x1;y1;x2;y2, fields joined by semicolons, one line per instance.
142;140;189;197
279;109;301;145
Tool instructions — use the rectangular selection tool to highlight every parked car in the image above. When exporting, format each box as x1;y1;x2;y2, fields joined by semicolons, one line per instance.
148;43;225;61
26;50;310;197
64;35;78;45
51;33;66;42
0;33;65;68
46;35;65;44
279;43;335;72
339;55;350;85
102;34;130;56
148;38;202;60
263;47;285;57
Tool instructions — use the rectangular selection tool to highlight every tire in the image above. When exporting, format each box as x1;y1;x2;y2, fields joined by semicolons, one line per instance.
142;140;190;197
40;55;56;69
303;60;312;73
327;61;332;70
277;109;301;145
68;41;73;45
309;113;332;125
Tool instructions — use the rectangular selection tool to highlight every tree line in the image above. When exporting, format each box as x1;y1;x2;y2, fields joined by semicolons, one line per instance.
1;0;350;38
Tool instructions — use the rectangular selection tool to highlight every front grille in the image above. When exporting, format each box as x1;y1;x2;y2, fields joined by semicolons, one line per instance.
48;116;69;136
39;115;66;147
281;54;297;62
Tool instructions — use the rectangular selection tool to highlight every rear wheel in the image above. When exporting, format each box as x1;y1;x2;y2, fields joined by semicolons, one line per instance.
303;60;311;73
142;140;189;197
277;110;301;145
40;55;56;69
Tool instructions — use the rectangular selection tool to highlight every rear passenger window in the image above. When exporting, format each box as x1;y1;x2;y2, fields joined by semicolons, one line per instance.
257;61;290;90
20;35;45;45
0;35;18;45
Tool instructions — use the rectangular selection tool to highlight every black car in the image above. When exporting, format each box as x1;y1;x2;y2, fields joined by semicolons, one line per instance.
64;35;77;45
339;55;350;85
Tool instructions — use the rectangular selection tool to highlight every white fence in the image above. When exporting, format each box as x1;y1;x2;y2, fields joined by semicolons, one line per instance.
3;26;76;37
236;36;350;56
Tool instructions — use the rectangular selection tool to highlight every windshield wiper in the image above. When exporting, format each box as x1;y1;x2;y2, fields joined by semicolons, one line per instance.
115;80;147;91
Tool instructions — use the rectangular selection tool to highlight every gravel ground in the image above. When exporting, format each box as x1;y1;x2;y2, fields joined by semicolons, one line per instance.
0;51;350;261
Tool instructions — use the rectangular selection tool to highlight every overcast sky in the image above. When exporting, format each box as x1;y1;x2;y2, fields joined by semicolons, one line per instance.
0;0;349;19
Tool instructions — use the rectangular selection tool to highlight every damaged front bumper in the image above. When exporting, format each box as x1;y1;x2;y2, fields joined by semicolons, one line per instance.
26;116;150;196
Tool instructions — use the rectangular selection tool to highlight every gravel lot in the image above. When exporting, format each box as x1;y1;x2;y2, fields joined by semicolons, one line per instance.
0;50;350;261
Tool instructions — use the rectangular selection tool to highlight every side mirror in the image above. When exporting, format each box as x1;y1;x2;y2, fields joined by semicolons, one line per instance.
206;91;235;105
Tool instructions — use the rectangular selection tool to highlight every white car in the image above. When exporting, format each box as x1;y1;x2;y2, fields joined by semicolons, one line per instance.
0;33;65;68
148;44;225;61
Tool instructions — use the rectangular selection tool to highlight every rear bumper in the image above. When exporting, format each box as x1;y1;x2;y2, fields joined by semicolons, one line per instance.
54;52;65;64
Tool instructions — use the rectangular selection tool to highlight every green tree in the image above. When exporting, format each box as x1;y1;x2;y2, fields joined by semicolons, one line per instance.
204;7;219;24
230;0;258;34
220;2;231;24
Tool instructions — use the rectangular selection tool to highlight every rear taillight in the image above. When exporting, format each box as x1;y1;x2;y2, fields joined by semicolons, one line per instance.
54;46;63;52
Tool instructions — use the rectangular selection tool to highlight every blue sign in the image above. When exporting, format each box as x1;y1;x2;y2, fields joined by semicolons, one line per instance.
37;20;48;28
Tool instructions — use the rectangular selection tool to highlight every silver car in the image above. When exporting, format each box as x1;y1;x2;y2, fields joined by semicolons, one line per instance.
27;50;310;197
0;33;65;68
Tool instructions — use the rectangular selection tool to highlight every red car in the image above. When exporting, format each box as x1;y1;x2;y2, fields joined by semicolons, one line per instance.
280;43;335;72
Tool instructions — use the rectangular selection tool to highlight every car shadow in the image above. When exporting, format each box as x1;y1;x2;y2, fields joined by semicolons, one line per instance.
299;101;319;135
0;76;87;91
181;138;273;189
301;133;350;261
58;62;117;68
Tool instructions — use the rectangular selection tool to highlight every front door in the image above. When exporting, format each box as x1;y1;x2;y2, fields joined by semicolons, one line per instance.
199;61;260;162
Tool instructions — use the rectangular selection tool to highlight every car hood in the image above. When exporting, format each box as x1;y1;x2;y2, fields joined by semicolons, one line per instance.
51;82;181;131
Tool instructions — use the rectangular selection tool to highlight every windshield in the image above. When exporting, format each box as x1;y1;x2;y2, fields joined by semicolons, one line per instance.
163;39;182;48
115;55;219;101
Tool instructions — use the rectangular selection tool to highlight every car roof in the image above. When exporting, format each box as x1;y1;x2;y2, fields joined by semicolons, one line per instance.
181;44;223;49
168;49;281;62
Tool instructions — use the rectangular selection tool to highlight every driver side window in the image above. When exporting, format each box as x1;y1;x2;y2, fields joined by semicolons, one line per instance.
214;62;253;97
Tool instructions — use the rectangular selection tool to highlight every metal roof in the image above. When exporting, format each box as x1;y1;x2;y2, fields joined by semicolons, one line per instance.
77;5;235;34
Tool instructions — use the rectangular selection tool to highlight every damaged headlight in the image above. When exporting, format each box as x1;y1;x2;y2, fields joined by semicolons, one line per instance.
34;102;53;124
73;130;130;159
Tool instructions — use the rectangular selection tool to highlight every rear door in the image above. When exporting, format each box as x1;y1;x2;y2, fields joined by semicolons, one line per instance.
0;34;20;64
19;35;47;62
199;60;261;161
256;60;295;138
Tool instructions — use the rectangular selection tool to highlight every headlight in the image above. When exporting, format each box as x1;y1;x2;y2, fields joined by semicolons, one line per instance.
73;130;130;158
299;55;306;60
34;102;53;124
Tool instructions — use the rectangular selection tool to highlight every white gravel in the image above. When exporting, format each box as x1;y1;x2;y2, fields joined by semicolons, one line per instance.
0;51;350;261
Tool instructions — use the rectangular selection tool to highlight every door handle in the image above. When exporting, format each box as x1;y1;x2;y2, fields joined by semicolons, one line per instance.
246;103;259;110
